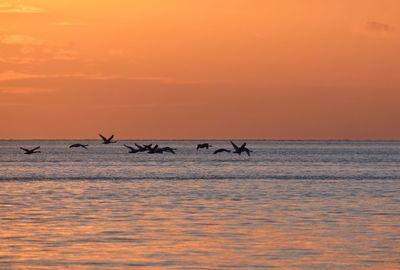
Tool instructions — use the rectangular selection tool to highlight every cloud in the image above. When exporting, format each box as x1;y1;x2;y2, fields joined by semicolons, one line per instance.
0;86;51;94
366;21;391;34
0;1;43;14
0;71;119;81
353;21;394;39
55;21;87;27
0;70;175;96
0;70;171;83
52;49;80;61
0;34;48;61
0;34;81;62
0;71;176;100
0;71;47;81
0;34;44;46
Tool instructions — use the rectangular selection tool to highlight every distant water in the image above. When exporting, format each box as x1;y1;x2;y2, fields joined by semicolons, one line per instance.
1;141;399;269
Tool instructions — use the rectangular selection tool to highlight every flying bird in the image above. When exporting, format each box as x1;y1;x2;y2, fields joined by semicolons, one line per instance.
124;144;139;153
160;146;176;154
231;141;252;156
69;143;88;149
99;134;117;144
135;143;152;152
147;145;163;154
143;144;153;150
213;148;231;154
243;148;252;156
20;146;41;155
197;143;212;150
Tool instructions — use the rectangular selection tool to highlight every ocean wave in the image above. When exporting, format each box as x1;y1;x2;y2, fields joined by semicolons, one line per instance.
1;174;399;182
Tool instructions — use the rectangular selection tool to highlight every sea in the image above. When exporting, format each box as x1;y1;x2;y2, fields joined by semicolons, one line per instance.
0;140;399;269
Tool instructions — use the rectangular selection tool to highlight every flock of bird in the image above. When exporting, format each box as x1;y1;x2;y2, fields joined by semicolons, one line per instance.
196;142;252;156
20;134;253;156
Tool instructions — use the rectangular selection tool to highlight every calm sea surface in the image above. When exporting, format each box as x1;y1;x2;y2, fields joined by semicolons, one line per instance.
0;141;399;269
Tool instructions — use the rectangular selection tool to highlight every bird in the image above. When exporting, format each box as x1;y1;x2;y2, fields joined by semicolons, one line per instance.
20;146;41;155
197;143;212;150
213;148;231;154
99;134;116;144
69;143;88;149
135;143;152;152
231;141;252;156
147;145;163;154
160;147;176;154
124;144;139;153
243;148;252;156
143;144;153;150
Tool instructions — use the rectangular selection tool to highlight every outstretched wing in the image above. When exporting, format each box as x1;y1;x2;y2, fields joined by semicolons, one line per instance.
135;143;144;150
20;147;29;152
99;134;107;141
230;141;239;151
239;143;247;150
124;144;134;151
32;146;40;151
108;135;114;141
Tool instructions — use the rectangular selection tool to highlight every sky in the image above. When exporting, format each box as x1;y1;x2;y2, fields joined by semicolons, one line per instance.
1;0;399;139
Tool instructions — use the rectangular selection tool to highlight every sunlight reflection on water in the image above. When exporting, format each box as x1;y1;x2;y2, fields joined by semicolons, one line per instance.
1;141;400;269
1;179;399;269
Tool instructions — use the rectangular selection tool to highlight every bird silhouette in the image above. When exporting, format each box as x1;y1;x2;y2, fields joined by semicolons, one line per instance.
124;144;139;153
143;144;153;150
160;146;176;154
243;148;252;156
69;143;88;149
135;143;153;152
231;141;252;156
213;148;231;154
197;143;212;150
20;146;41;155
99;134;116;144
147;145;163;154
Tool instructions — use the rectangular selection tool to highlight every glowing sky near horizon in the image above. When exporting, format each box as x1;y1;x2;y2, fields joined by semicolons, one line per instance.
1;0;400;139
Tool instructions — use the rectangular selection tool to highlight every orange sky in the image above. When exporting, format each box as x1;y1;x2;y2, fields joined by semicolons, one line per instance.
1;0;400;139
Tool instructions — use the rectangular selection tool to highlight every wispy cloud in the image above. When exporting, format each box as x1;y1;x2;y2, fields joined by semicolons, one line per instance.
55;21;87;27
52;49;80;61
0;70;171;83
0;34;48;63
354;21;394;39
0;34;43;46
0;71;118;81
0;70;175;96
0;86;52;94
0;1;43;14
366;21;392;34
0;34;81;62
